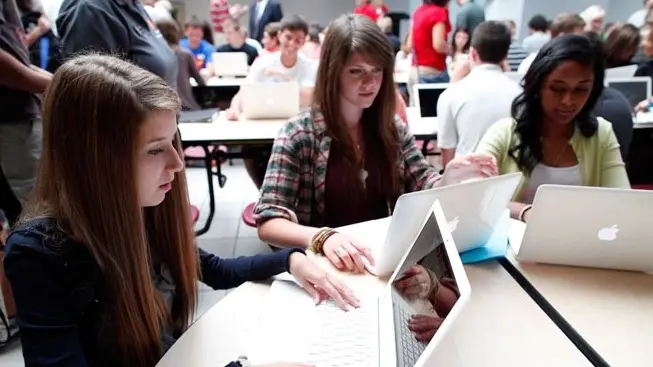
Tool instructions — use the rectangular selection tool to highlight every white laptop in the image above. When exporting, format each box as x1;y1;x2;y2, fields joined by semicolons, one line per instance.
413;83;448;120
605;76;652;110
510;185;653;272
361;172;522;277
239;81;300;119
256;200;470;367
212;52;249;77
606;65;638;79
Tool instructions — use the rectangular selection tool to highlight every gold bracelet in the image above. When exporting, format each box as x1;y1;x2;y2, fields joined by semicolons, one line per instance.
309;227;333;254
518;205;533;222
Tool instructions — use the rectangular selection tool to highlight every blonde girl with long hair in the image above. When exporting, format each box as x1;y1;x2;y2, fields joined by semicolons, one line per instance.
4;54;357;367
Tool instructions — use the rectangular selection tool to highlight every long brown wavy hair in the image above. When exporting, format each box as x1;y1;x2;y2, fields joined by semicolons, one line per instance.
21;54;199;366
313;14;401;199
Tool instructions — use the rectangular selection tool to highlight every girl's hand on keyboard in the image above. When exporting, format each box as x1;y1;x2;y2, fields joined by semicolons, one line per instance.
408;314;444;343
289;252;361;311
322;233;375;273
395;265;432;298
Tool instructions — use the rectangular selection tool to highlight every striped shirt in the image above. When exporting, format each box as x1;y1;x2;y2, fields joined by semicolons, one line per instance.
507;42;529;72
210;0;231;33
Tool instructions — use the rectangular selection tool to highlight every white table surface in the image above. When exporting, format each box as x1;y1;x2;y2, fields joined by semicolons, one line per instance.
179;109;437;145
157;218;590;367
634;112;653;129
507;220;653;367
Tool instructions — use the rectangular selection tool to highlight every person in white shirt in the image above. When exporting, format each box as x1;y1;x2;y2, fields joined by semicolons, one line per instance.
628;0;653;28
518;13;585;75
226;15;316;121
226;15;316;194
521;14;550;54
437;21;522;167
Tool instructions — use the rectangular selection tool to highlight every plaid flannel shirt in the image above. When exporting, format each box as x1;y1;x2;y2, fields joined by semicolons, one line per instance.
253;109;442;227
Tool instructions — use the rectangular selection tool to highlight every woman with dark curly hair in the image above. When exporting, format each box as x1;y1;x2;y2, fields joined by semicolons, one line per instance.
476;34;630;223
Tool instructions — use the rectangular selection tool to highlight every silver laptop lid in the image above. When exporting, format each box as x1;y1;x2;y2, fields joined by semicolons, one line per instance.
605;77;652;110
382;200;470;367
517;185;653;272
377;173;522;274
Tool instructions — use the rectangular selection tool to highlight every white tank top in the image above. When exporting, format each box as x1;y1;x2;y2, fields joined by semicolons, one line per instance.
520;164;582;204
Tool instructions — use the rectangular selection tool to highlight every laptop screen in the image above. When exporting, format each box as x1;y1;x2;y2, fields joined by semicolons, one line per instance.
606;80;649;109
417;87;446;117
390;211;459;366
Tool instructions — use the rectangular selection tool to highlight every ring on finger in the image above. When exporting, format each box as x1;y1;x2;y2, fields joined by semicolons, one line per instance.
336;247;346;257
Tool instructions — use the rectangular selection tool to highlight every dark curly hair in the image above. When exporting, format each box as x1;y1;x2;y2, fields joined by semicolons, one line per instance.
509;34;605;175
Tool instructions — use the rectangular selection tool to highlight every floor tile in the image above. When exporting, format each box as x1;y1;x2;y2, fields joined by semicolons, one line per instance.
237;221;259;238
233;237;273;257
196;237;236;258
196;217;240;239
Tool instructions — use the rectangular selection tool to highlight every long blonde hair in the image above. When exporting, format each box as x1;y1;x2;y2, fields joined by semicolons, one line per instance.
22;54;199;366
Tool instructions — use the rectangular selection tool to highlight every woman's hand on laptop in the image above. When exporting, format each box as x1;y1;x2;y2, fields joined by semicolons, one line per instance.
408;314;444;343
289;252;361;311
394;265;433;298
441;153;498;186
322;233;375;273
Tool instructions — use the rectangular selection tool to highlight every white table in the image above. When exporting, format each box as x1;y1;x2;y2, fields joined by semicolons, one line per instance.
157;219;590;367
506;220;653;366
634;112;653;129
180;109;437;146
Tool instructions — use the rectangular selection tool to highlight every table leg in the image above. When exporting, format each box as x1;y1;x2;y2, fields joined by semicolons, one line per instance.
194;144;216;237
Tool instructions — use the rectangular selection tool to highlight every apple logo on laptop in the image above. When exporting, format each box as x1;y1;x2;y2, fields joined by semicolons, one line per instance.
598;225;619;241
448;216;460;232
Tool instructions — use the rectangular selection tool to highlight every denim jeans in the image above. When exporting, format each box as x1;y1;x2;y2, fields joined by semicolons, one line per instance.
418;71;450;84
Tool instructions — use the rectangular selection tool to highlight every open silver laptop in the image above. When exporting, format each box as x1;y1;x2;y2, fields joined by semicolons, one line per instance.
605;76;652;110
605;65;637;79
413;83;448;120
511;185;653;272
257;200;470;367
212;52;249;77
240;81;300;119
363;173;522;277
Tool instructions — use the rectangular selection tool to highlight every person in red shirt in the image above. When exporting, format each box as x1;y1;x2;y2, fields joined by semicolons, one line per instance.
209;0;247;43
409;0;452;83
354;0;383;22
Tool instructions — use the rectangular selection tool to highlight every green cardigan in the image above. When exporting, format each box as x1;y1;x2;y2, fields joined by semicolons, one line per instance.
476;117;630;199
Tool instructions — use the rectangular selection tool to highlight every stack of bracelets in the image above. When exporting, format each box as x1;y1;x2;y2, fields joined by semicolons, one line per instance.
308;227;337;254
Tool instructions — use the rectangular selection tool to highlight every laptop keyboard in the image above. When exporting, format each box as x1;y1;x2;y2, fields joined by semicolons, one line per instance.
306;300;379;367
392;292;428;367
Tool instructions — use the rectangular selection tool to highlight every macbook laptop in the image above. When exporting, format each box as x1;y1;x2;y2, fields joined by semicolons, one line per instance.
605;65;637;79
605;76;651;110
511;185;653;272
212;52;249;77
413;83;448;119
361;172;522;277
240;81;300;119
257;200;470;367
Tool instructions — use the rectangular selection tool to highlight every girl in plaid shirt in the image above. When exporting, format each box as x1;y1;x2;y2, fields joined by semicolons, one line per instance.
254;14;497;273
